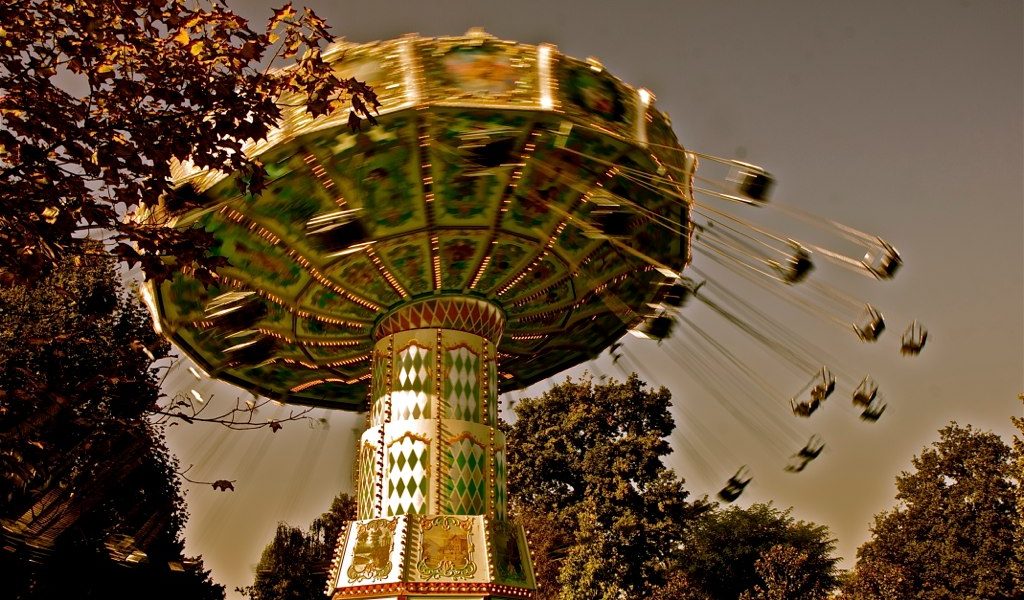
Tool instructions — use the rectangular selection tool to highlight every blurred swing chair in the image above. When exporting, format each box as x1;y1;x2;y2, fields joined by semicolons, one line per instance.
900;321;928;356
717;466;752;502
854;305;886;342
770;242;814;284
785;435;825;473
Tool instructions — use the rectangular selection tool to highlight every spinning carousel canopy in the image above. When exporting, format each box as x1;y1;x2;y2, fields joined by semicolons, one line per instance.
141;30;694;409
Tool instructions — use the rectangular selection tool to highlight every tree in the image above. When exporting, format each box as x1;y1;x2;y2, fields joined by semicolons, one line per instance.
1013;394;1024;590
740;544;830;600
0;250;223;598
241;492;356;600
0;0;378;285
841;423;1019;599
503;374;709;600
0;248;169;512
674;503;840;600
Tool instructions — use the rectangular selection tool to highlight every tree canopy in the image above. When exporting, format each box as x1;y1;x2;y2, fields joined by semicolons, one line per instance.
673;502;840;600
1012;395;1024;590
503;374;709;599
241;492;356;600
0;0;377;285
841;423;1020;599
0;250;222;599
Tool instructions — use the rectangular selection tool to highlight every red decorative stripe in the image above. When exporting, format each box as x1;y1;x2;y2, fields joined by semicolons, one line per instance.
373;297;505;342
331;580;532;598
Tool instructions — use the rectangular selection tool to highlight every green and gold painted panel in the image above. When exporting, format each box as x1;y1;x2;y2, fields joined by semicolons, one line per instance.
470;236;532;294
428;110;530;228
438;232;488;291
419;38;539;108
417;516;477;580
375;235;433;297
294;282;377;323
556;55;639;140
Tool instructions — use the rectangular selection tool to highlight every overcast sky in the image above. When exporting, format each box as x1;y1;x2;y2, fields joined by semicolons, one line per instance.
162;1;1023;596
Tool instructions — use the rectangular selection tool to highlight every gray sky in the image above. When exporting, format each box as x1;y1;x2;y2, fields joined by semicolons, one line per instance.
164;1;1023;595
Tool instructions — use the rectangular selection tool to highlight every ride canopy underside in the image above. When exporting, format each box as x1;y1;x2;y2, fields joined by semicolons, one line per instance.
142;32;694;409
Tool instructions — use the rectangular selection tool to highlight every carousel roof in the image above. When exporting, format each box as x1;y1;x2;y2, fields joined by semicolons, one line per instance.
142;30;694;409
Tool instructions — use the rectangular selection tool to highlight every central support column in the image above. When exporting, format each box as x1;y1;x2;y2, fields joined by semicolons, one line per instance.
328;297;536;599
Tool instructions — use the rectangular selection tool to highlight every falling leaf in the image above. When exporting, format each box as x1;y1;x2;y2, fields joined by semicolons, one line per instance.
211;480;235;491
190;389;204;404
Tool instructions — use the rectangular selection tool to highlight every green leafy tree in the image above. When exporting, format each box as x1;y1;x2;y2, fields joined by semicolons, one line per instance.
0;250;223;599
674;503;840;600
241;492;356;600
649;572;712;600
0;0;377;285
841;423;1019;599
503;374;709;600
740;544;831;600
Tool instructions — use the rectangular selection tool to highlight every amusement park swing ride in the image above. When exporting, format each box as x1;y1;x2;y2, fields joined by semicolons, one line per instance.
137;30;927;598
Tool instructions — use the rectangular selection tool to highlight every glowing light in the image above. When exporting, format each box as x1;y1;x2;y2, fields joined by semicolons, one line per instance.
538;44;555;109
400;39;420;104
139;283;163;335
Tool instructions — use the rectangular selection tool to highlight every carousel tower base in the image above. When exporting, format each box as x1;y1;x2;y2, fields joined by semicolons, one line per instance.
327;297;535;599
328;515;533;599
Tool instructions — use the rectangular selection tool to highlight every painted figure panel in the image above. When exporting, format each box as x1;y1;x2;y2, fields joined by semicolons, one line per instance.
423;41;538;106
557;57;637;137
346;518;399;583
491;522;526;585
418;516;477;580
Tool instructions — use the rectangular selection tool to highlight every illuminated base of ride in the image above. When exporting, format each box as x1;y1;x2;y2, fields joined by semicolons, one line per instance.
326;297;535;599
329;516;533;599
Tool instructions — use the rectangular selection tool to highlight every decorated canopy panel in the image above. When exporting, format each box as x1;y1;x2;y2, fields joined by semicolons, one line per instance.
144;31;694;409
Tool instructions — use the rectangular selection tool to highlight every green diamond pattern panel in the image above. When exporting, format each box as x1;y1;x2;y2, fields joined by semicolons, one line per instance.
444;346;480;423
493;449;507;520
445;437;487;515
393;344;432;421
487;353;498;427
386;436;430;517
357;443;377;519
370;353;388;426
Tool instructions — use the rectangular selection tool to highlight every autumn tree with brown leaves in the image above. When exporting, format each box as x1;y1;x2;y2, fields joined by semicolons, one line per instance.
0;0;377;285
